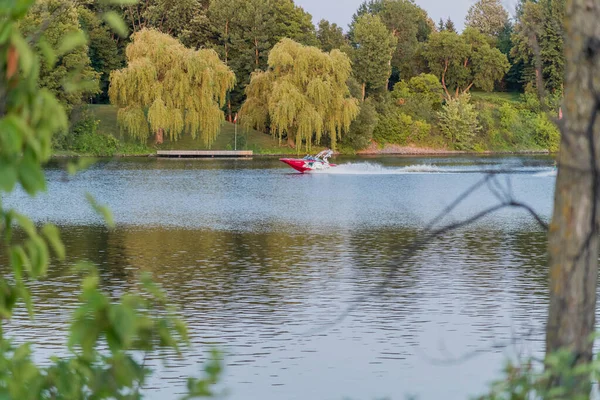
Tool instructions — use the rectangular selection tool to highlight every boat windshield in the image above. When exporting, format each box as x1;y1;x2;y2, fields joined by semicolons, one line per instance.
315;150;333;162
303;149;333;163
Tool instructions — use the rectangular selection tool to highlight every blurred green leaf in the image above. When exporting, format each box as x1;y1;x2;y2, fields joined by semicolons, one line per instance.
0;21;13;44
82;273;100;292
0;280;18;319
25;235;49;278
174;319;189;343
13;212;35;237
0;0;35;18
3;210;14;243
10;31;33;76
41;224;65;260
0;116;25;155
38;38;56;67
0;162;18;192
108;304;136;348
56;30;87;56
9;245;29;281
85;193;114;228
16;282;33;318
103;11;128;37
141;273;167;302
67;157;97;176
18;156;46;195
182;349;223;399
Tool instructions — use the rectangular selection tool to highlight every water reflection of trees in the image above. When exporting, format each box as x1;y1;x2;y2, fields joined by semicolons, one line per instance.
343;223;549;349
0;223;552;356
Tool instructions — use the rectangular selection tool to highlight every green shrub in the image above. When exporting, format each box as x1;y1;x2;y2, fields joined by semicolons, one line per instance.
438;94;480;150
530;113;560;151
70;114;119;156
372;112;410;144
477;104;496;134
412;120;432;142
474;104;505;150
373;111;399;144
522;88;542;113
499;102;519;132
74;131;120;156
521;83;563;114
343;99;379;149
373;110;432;145
391;73;443;122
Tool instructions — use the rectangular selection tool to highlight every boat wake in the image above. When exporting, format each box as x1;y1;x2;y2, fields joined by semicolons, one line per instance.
311;162;558;176
311;162;449;175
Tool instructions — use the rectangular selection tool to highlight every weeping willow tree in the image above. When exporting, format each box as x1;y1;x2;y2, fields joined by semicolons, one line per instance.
109;29;235;145
240;38;359;151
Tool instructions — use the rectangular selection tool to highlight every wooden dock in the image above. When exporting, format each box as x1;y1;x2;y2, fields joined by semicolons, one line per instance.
156;150;253;158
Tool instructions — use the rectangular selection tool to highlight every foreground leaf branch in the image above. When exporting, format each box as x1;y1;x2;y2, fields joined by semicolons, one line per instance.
0;2;222;398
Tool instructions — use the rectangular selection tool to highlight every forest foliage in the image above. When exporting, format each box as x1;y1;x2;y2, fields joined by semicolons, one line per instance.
22;0;564;153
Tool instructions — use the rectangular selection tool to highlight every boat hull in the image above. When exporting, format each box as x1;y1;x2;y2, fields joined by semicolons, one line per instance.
279;158;335;173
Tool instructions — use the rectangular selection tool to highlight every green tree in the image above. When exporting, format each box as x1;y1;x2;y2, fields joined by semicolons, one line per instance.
423;28;509;99
465;0;510;37
207;0;318;119
444;18;457;33
124;0;208;39
511;0;565;93
78;7;124;104
240;39;360;150
352;14;397;101
350;0;432;80
438;94;480;149
496;22;524;91
19;0;100;111
391;73;443;121
270;0;318;47
317;19;348;52
109;29;236;146
122;0;213;55
343;99;379;150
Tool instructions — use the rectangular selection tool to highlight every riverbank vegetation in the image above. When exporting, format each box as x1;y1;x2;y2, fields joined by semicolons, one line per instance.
30;0;564;156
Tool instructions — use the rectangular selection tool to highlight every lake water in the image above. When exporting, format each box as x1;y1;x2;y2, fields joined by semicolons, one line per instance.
2;155;557;400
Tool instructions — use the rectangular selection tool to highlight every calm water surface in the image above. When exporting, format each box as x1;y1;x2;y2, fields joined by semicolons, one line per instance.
3;155;557;399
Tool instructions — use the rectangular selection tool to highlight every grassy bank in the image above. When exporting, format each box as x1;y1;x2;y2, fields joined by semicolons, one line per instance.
57;92;554;158
83;105;313;156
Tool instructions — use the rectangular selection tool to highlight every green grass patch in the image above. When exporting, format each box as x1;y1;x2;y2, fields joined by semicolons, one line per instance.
470;91;523;105
86;104;311;155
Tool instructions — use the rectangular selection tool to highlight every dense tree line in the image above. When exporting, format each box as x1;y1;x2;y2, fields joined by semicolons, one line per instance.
21;0;565;152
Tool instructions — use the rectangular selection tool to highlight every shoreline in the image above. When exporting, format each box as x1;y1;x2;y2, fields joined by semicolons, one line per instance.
50;149;553;158
51;144;552;159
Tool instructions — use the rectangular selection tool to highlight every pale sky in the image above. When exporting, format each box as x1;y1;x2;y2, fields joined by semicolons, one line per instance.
295;0;520;32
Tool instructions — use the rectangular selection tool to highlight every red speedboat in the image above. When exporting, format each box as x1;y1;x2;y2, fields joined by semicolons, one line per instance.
280;150;336;173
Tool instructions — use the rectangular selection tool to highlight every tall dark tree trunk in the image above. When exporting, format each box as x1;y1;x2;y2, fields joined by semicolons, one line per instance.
546;0;600;393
